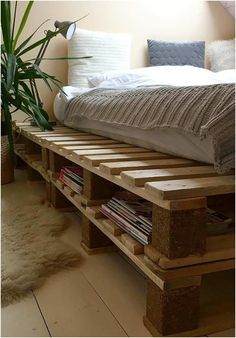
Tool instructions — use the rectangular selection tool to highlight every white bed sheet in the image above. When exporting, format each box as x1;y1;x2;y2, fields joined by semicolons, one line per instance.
53;66;235;165
61;112;214;165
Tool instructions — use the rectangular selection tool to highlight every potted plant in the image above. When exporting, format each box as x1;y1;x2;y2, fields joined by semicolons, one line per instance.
1;0;87;184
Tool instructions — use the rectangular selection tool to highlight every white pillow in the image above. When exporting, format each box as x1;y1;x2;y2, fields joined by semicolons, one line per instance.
207;39;235;72
68;28;131;88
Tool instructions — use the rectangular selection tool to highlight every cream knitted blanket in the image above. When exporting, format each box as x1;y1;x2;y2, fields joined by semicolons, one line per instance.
64;84;235;172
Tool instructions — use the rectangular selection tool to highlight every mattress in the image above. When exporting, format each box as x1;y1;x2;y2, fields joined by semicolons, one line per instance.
54;66;235;169
54;93;214;164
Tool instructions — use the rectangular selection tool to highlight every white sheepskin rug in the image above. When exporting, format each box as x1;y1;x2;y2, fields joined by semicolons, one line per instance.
1;178;80;307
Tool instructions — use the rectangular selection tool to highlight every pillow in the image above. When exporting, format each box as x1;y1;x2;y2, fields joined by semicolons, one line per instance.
207;39;235;72
147;40;205;68
68;28;131;88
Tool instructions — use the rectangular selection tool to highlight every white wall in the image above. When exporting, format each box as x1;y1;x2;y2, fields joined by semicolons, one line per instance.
14;0;235;120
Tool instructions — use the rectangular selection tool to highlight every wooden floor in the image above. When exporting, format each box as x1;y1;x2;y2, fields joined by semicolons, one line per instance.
1;170;235;337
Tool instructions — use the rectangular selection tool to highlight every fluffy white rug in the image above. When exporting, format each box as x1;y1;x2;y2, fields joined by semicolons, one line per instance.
1;177;80;307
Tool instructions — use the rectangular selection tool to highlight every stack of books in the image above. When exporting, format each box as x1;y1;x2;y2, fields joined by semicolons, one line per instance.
59;166;83;194
100;197;152;245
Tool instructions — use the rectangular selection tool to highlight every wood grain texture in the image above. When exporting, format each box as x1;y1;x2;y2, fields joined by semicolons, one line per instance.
83;169;119;200
120;233;144;255
42;135;105;142
121;166;226;187
145;232;235;269
146;279;200;335
61;143;133;153
81;214;112;249
151;204;207;259
99;158;199;175
84;153;162;165
53;139;119;146
72;147;150;158
102;219;124;236
146;176;235;200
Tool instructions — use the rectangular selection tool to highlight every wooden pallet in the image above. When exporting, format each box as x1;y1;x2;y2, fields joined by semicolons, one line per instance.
14;124;235;336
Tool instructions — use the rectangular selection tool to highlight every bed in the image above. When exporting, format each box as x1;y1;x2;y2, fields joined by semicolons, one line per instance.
54;65;235;173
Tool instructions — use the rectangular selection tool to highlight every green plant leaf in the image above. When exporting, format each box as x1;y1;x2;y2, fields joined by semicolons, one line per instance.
19;94;52;130
11;2;18;46
6;54;16;90
17;16;85;57
33;64;53;91
1;1;11;53
15;19;50;55
19;81;34;98
25;56;92;61
1;5;89;135
13;1;34;50
17;29;60;57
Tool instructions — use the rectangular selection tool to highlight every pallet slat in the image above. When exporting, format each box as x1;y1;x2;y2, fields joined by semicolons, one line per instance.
34;132;89;139
99;158;200;175
71;147;150;158
121;166;228;187
155;233;235;269
22;127;73;134
60;143;134;153
145;176;235;200
30;129;81;135
52;139;119;146
84;152;177;166
41;135;105;142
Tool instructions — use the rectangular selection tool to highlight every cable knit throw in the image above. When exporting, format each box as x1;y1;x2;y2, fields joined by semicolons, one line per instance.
64;83;235;173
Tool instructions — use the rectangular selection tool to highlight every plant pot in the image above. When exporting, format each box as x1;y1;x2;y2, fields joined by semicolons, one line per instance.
1;135;14;185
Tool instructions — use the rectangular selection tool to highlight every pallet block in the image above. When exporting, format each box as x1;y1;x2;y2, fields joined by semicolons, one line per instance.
102;219;124;236
26;165;43;181
48;149;72;173
151;201;207;259
64;185;75;197
81;214;114;253
50;184;74;209
86;206;104;219
41;147;49;170
46;182;51;202
25;138;41;154
83;169;119;200
120;233;144;254
145;278;201;335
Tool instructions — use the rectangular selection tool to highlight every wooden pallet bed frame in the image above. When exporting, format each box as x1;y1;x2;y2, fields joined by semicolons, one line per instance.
14;123;235;337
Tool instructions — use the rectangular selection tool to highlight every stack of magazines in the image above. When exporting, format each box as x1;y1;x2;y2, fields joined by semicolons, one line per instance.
59;166;83;194
100;197;152;245
207;208;233;235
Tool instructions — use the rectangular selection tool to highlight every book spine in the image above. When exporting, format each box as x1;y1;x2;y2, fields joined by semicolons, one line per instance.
101;208;147;244
61;176;83;194
111;198;152;227
101;205;148;242
107;202;151;235
108;201;152;232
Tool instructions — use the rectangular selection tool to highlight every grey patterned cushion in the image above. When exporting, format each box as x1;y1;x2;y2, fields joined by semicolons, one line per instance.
147;40;205;68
